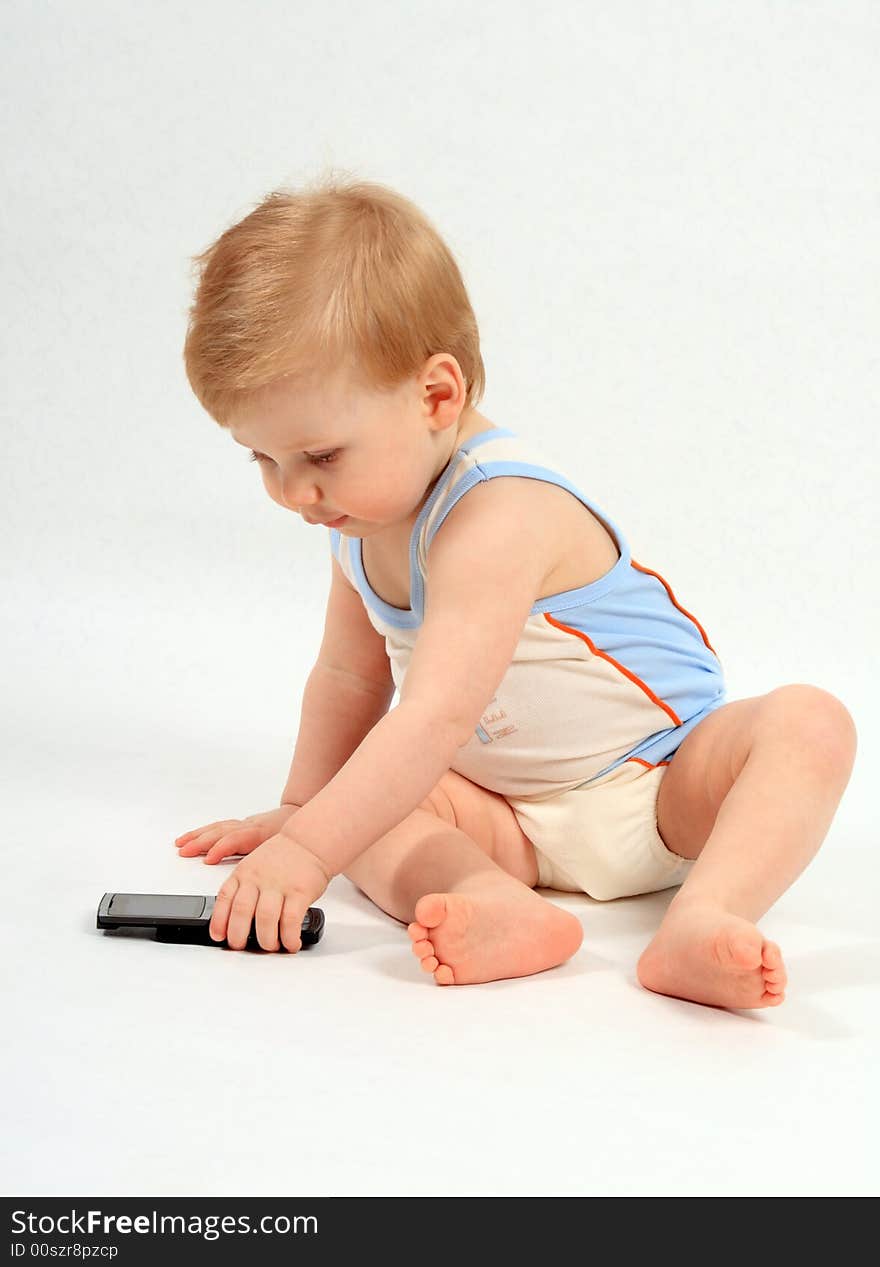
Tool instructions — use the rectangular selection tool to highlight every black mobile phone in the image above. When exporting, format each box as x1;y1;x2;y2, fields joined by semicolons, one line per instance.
96;892;325;950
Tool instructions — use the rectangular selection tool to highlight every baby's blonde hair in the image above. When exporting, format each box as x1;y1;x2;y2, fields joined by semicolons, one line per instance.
183;170;486;428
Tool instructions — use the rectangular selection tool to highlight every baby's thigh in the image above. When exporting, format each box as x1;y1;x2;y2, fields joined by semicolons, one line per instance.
422;770;539;887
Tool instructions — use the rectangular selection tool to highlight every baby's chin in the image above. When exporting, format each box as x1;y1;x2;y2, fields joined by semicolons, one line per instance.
343;518;404;536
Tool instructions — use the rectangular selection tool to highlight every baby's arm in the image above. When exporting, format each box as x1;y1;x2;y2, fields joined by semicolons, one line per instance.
279;662;394;811
280;552;398;807
211;484;550;948
277;482;550;879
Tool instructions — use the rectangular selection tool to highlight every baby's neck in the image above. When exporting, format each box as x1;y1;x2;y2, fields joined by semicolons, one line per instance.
456;406;493;446
380;408;497;546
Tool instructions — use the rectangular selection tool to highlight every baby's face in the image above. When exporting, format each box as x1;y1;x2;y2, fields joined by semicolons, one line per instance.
228;359;463;537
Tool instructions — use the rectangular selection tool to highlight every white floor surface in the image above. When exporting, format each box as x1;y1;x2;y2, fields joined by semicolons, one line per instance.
3;715;876;1197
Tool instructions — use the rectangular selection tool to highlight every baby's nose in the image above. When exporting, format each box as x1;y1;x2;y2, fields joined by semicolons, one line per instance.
280;474;320;512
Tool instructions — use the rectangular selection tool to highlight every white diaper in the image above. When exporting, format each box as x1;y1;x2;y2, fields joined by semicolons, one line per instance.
506;759;693;901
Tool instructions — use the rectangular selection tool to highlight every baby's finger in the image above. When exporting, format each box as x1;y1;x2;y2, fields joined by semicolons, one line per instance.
175;825;214;846
177;832;224;858
225;881;259;951
279;894;305;953
175;821;238;848
209;875;239;943
203;830;259;865
255;890;284;952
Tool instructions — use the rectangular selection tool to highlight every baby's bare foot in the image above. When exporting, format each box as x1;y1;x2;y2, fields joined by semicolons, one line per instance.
406;879;583;985
636;899;787;1010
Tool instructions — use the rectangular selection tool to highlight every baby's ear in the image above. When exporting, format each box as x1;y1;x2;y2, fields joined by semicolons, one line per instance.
420;356;468;425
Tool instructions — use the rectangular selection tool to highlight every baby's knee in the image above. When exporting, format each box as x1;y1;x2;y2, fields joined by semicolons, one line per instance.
765;684;857;771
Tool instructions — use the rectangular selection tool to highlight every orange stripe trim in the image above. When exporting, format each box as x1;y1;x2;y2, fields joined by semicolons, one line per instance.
630;560;720;656
542;612;683;726
627;756;671;769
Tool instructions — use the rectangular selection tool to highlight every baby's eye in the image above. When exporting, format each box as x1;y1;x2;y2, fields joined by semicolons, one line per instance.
248;450;338;466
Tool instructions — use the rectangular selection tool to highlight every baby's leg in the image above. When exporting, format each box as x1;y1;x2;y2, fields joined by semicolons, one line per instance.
639;685;857;1010
344;803;583;985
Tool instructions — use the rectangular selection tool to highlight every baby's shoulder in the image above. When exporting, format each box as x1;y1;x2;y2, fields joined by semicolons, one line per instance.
517;477;622;597
446;467;621;599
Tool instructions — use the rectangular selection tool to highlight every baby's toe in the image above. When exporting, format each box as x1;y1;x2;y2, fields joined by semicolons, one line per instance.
413;893;448;930
434;964;455;985
762;941;788;995
411;939;435;961
407;920;428;942
420;954;439;973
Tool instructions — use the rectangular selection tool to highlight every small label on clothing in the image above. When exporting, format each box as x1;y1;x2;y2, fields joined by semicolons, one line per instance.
478;697;518;742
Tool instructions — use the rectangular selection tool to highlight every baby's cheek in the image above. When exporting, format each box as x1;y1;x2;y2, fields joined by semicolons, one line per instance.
341;485;388;518
364;475;422;516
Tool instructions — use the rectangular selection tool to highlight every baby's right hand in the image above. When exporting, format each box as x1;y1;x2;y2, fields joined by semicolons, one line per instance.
174;804;301;865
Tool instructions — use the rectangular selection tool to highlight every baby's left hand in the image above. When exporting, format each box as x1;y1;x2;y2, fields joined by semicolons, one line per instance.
209;832;332;952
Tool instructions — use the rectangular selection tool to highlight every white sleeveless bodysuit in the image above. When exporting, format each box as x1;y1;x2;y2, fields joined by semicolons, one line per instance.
330;427;727;812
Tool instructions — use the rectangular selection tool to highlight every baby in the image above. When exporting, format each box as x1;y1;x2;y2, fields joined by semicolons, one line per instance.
175;174;857;1010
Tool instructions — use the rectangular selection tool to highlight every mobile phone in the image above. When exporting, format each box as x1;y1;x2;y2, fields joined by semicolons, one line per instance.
96;892;325;950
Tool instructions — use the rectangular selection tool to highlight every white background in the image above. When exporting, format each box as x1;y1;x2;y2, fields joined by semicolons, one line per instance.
2;0;877;1197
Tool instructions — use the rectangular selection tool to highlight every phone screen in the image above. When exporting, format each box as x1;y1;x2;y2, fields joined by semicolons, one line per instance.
109;894;206;919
